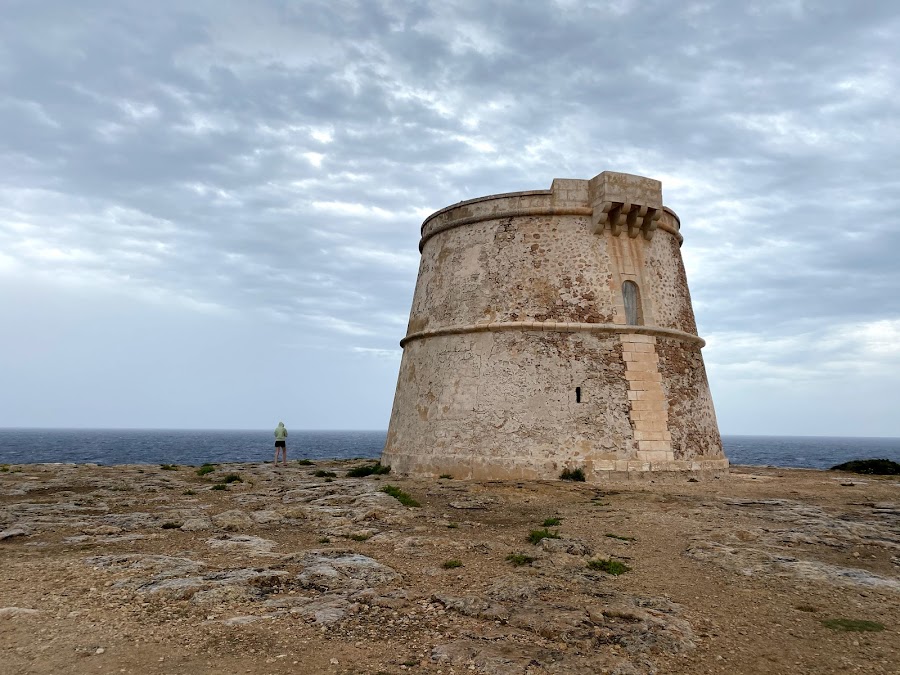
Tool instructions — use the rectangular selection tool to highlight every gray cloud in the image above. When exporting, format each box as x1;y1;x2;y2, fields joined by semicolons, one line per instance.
1;0;899;433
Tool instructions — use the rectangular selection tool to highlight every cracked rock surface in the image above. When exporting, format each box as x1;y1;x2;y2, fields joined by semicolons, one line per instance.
0;462;898;674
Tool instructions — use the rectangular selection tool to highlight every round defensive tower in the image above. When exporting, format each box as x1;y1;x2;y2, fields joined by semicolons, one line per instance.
382;171;728;480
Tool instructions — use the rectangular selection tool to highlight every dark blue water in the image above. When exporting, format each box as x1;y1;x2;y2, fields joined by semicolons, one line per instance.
0;429;898;470
0;429;386;465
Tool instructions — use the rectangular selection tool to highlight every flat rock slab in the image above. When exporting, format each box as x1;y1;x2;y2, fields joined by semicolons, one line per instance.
297;552;400;592
206;534;277;554
0;528;29;540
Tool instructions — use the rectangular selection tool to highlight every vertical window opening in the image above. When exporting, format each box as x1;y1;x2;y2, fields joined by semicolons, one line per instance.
623;280;643;325
575;387;582;403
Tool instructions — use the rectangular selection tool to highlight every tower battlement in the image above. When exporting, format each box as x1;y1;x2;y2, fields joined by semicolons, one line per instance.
384;171;727;481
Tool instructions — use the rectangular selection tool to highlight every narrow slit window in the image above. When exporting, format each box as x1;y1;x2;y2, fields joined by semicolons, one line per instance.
622;280;643;325
576;387;582;403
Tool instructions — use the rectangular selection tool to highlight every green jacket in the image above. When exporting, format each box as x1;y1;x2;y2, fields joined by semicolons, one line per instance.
274;422;288;440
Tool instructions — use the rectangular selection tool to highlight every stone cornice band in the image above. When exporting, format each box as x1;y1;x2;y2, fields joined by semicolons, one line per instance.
419;207;683;252
400;321;705;348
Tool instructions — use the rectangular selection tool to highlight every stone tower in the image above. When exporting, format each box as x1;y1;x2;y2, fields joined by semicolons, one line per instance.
382;171;728;480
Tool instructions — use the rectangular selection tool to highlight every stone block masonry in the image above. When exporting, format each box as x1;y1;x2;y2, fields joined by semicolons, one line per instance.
382;171;728;480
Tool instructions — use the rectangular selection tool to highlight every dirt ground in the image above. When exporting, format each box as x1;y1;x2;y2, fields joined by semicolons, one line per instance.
0;461;897;674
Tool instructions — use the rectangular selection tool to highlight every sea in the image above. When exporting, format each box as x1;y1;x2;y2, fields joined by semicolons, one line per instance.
0;429;899;470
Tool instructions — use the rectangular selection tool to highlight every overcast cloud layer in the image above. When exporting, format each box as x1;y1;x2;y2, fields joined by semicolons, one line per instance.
1;0;899;434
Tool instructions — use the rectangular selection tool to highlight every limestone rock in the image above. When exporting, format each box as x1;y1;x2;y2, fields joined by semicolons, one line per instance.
211;509;254;531
206;534;276;554
180;517;212;532
250;510;282;525
540;537;592;556
0;607;41;619
0;527;29;541
297;552;400;591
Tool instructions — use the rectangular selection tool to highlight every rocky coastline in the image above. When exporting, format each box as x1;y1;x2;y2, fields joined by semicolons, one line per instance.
1;461;897;674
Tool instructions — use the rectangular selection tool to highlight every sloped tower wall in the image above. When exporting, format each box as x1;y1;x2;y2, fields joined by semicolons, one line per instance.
382;171;728;480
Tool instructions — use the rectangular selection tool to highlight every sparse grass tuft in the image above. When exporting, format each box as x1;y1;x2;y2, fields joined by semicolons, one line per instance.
439;474;453;480
296;459;315;465
605;533;636;541
161;522;182;529
381;485;421;507
821;618;884;632
318;537;331;544
542;517;561;527
528;529;560;545
560;467;586;481
211;484;227;491
183;490;196;496
220;474;243;484
0;465;9;472
506;553;536;567
587;558;630;575
160;464;178;471
324;477;334;482
314;470;337;478
447;522;459;529
346;462;391;478
196;464;215;476
442;559;462;569
795;605;818;613
349;533;370;541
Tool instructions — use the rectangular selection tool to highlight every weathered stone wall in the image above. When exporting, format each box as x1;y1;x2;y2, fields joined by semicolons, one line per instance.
385;331;637;480
383;171;727;479
655;337;722;460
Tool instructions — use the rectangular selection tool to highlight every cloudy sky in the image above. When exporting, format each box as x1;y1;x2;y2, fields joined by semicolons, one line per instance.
1;0;898;435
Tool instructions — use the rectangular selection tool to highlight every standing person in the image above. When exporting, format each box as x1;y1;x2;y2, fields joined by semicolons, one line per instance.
274;421;288;466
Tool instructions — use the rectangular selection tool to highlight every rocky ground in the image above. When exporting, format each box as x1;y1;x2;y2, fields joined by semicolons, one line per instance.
0;460;898;674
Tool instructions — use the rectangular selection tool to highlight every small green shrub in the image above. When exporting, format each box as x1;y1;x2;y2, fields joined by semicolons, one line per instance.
221;474;243;484
318;537;331;544
442;559;462;569
560;467;586;481
314;470;337;478
542;517;561;527
605;533;636;541
211;484;227;491
821;618;885;632
161;522;182;529
346;463;391;478
297;459;315;465
587;558;630;575
439;474;453;480
506;553;536;567
160;464;178;471
795;605;818;613
447;522;459;529
830;459;900;475
324;477;334;482
349;533;370;541
0;465;9;472
528;529;560;545
196;464;215;476
381;485;421;507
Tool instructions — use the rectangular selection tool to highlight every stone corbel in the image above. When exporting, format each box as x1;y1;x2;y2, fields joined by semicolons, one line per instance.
591;201;661;239
590;201;615;234
631;206;661;240
588;171;664;240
